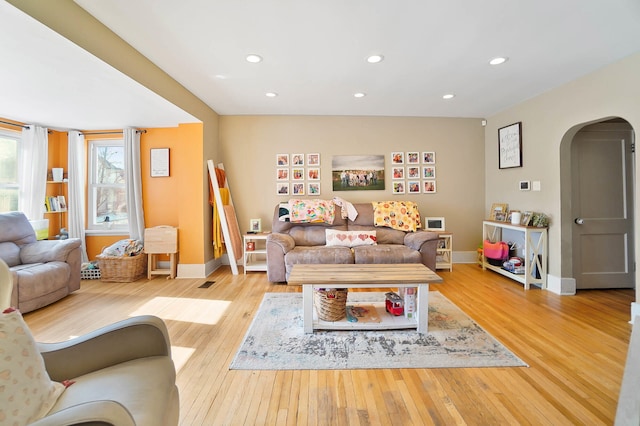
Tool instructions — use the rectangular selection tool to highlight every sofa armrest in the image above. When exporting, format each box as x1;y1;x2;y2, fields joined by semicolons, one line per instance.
20;238;81;264
29;400;135;426
39;315;172;382
267;233;295;253
403;231;439;251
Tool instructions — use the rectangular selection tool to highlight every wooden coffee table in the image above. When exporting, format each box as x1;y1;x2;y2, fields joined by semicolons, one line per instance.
287;264;442;334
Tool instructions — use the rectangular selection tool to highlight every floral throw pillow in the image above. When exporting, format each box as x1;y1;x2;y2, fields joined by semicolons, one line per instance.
326;230;377;247
0;308;65;425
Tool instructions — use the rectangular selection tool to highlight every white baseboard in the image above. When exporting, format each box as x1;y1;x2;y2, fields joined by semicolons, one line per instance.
546;275;576;295
631;302;640;324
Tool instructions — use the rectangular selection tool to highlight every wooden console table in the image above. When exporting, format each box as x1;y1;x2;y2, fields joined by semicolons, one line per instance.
288;264;442;334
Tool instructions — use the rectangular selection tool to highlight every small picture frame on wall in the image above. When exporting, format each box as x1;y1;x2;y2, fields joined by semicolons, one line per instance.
292;182;305;195
292;154;305;166
308;182;320;195
307;167;320;180
407;167;420;179
407;152;420;164
422;166;436;179
291;168;304;180
422;152;436;164
307;153;320;166
423;180;436;193
393;181;405;194
392;167;404;179
276;154;289;166
150;148;170;177
249;219;262;233
519;180;530;191
408;181;421;193
391;152;404;164
277;182;289;195
276;168;289;180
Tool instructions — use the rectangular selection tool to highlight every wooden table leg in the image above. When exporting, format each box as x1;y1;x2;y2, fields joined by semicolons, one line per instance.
416;283;429;334
302;285;313;333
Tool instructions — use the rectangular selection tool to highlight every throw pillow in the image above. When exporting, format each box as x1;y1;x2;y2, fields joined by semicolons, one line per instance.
0;308;65;425
326;230;377;248
278;203;290;222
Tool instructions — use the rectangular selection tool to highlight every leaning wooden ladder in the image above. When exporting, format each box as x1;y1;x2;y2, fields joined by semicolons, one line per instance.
207;160;242;275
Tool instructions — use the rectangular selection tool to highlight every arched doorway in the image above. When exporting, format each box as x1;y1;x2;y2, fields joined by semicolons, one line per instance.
560;117;635;289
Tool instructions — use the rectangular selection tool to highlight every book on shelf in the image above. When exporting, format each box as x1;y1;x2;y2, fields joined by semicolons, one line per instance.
44;195;66;212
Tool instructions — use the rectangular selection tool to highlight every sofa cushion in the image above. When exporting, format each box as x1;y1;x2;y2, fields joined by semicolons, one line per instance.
0;212;37;247
0;308;65;425
15;262;70;303
0;241;21;267
285;246;354;277
353;244;422;264
326;230;377;247
47;356;178;426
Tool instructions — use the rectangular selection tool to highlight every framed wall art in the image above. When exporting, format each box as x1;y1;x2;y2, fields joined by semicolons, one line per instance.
423;180;436;193
422;152;435;164
332;155;385;191
150;148;170;177
498;122;522;169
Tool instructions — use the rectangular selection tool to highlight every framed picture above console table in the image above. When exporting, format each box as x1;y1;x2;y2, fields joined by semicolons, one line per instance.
482;220;547;290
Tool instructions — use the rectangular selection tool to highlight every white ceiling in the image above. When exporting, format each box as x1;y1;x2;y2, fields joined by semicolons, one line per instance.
2;1;640;130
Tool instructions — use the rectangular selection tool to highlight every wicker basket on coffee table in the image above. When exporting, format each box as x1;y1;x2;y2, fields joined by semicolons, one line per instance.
313;288;348;321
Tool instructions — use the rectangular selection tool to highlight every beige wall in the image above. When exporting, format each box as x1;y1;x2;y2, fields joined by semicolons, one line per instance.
219;115;485;254
486;53;640;296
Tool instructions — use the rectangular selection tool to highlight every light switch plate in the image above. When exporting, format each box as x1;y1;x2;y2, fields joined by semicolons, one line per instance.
532;181;541;191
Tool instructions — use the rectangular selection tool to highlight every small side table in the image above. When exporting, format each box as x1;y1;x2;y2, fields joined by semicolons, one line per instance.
144;226;178;279
243;232;269;274
435;232;453;272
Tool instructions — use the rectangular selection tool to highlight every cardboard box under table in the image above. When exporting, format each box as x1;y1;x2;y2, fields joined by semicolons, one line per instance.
144;226;178;279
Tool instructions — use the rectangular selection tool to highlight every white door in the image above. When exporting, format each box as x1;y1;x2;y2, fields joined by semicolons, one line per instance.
571;123;634;289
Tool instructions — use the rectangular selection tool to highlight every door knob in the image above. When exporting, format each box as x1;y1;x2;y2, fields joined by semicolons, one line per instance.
574;218;584;225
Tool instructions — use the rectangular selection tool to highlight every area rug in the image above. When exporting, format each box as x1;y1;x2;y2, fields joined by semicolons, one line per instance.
230;292;528;370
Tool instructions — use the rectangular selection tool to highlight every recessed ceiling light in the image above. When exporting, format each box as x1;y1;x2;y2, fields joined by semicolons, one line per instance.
489;57;508;65
366;55;384;64
354;92;366;98
265;92;278;98
214;74;227;79
442;94;455;100
246;54;263;63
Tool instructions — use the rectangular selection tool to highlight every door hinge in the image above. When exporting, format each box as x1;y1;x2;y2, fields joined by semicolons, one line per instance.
632;142;635;153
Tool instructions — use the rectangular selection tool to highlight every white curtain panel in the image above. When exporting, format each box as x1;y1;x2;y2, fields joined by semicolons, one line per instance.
124;128;145;240
67;131;89;263
19;125;48;220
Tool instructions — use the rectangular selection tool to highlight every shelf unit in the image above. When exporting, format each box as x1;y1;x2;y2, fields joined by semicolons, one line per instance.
435;232;453;271
44;181;68;239
243;232;269;273
482;220;548;290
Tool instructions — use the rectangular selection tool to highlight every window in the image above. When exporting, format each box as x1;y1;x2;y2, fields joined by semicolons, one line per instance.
88;140;128;230
0;129;20;213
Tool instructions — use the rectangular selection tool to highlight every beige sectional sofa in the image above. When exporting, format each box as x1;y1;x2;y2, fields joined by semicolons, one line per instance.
266;201;440;282
0;211;81;313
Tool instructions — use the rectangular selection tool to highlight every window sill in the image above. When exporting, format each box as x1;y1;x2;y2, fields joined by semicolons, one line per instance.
85;229;129;237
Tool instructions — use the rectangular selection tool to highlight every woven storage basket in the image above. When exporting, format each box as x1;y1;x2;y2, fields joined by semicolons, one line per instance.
96;253;147;282
313;288;348;321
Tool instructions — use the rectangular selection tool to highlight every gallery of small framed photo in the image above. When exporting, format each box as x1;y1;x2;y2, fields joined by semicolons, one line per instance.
407;152;420;164
277;182;290;195
422;166;436;179
307;167;320;180
292;182;305;195
408;181;421;193
391;152;404;164
308;182;320;195
392;167;405;179
276;168;289;180
292;154;305;166
422;152;436;164
423;180;436;193
276;154;289;166
407;166;420;179
393;181;405;194
307;153;320;166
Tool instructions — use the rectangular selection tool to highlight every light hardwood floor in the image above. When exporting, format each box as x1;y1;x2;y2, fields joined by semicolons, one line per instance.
24;264;633;425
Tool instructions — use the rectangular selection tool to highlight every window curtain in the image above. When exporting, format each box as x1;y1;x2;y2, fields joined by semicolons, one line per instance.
67;131;89;263
18;125;48;220
124;128;145;240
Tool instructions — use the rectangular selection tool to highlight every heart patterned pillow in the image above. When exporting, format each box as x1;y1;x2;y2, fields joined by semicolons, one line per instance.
326;230;377;247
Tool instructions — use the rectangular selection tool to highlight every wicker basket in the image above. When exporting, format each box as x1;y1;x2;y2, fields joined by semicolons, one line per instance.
96;253;147;282
313;288;348;321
